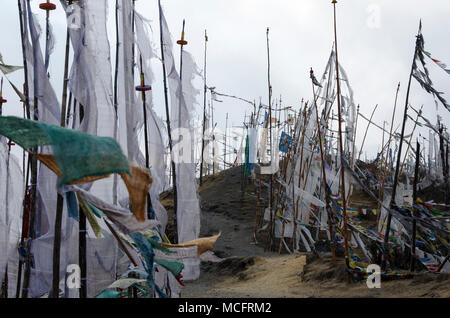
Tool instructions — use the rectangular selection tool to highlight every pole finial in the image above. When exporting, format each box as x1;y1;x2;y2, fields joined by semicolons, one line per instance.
39;0;56;11
177;20;188;46
332;0;337;3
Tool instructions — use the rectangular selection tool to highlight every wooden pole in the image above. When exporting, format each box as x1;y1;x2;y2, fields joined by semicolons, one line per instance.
112;0;120;206
377;83;400;224
410;140;420;271
212;100;215;175
266;27;275;250
292;103;308;251
16;85;30;298
439;124;450;205
177;19;186;130
311;69;336;260
399;105;423;176
351;104;360;169
384;23;421;257
60;0;72;127
199;30;208;186
78;205;87;298
332;0;350;278
224;112;228;170
22;0;40;298
357;104;378;162
17;0;31;120
158;0;178;242
137;55;153;219
43;1;51;71
346;104;360;204
50;0;71;298
104;219;138;267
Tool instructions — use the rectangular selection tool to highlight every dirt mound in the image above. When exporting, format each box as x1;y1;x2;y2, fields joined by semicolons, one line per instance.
300;255;348;283
202;256;264;277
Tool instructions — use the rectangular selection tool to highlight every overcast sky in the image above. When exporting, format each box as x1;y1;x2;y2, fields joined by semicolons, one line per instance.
1;0;450;161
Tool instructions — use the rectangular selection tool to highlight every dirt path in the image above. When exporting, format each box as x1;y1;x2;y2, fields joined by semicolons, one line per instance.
162;167;450;298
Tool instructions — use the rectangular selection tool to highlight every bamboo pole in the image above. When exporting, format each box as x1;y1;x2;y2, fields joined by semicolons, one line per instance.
382;24;422;267
78;204;87;298
292;103;308;251
224;112;228;171
332;0;350;278
22;0;40;298
104;218;138;267
399;105;423;176
410;140;419;271
16;84;30;298
158;0;178;242
277;114;300;253
346;104;360;204
384;23;422;257
377;83;400;225
439;124;450;205
266;27;275;250
311;69;336;260
357;104;378;163
50;0;72;298
137;55;153;219
199;30;208;186
112;0;120;206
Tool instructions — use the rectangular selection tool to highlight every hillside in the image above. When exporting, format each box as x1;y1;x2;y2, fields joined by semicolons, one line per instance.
160;166;450;298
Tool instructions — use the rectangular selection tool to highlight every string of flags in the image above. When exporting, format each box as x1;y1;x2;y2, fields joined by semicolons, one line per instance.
422;49;450;74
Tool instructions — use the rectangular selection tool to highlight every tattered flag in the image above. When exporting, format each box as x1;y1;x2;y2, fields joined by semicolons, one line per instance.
0;53;23;75
310;68;323;88
412;26;450;113
422;49;450;74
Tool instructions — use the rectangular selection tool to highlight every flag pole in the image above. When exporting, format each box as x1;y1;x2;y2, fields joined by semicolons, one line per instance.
266;27;275;250
158;0;177;242
357;104;378;163
15;85;30;298
112;0;120;206
399;105;423;176
383;22;422;263
439;123;450;205
292;102;308;252
40;0;56;70
21;0;41;298
60;0;73;128
377;83;400;224
136;55;154;219
311;68;336;260
410;140;420;271
332;0;350;278
199;30;208;186
47;0;73;298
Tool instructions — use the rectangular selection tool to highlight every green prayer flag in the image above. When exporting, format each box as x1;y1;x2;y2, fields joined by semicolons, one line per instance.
94;289;127;298
0;116;130;185
77;194;102;238
154;258;184;277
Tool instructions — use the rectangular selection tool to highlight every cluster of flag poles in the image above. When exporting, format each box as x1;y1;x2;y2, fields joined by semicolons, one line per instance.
0;0;448;299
